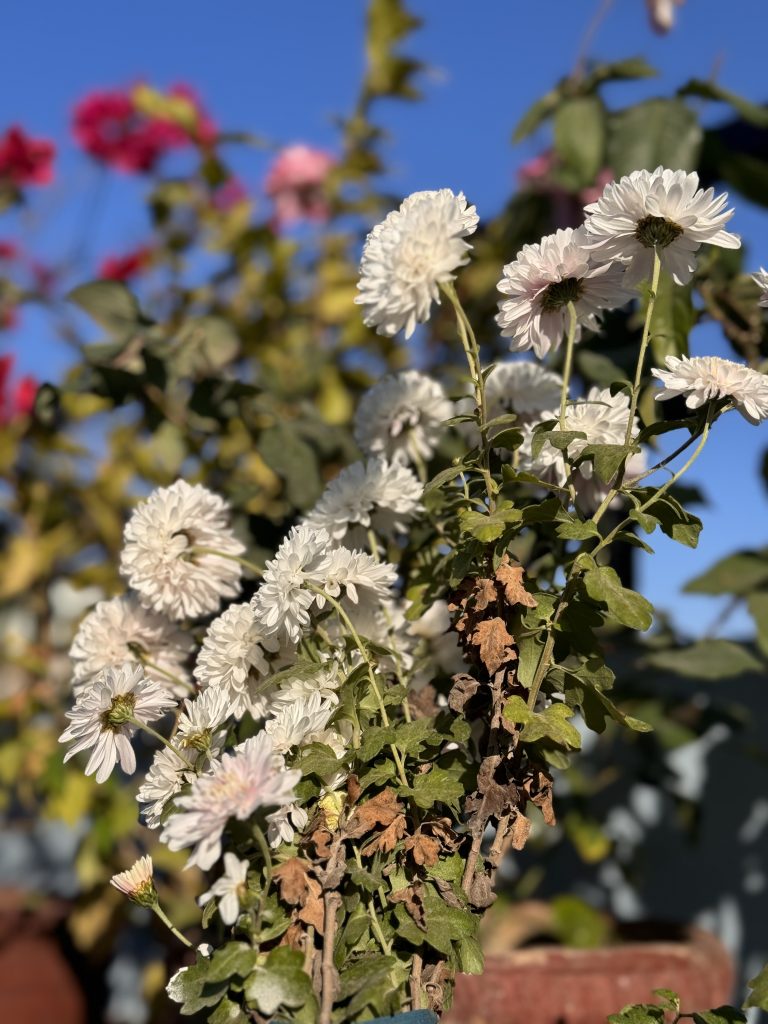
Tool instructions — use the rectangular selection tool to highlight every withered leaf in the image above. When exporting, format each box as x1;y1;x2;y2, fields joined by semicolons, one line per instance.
361;814;407;855
525;767;556;827
432;875;464;909
473;577;498;612
510;811;532;850
346;774;361;806
390;884;426;929
273;858;313;906
297;892;325;934
472;617;516;675
469;873;496;909
448;673;480;713
495;556;538;609
279;922;305;949
405;833;441;867
346;788;403;840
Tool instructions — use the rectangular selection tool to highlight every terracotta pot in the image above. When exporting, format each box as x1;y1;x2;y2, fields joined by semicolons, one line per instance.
445;922;734;1024
0;889;88;1024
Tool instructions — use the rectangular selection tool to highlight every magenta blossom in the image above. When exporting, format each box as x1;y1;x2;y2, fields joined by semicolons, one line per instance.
265;144;336;227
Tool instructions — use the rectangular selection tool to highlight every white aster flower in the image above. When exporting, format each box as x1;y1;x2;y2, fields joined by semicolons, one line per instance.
583;167;740;287
70;594;193;696
176;688;229;754
60;662;175;784
652;354;768;424
160;732;300;870
266;803;309;848
194;603;280;720
458;360;565;450
110;855;156;906
752;268;768;308
496;227;632;356
355;188;478;338
120;480;245;620
251;525;330;644
519;387;640;495
316;546;397;610
354;370;454;465
270;665;343;707
137;745;196;829
265;692;340;755
647;0;684;33
199;852;249;926
303;458;423;548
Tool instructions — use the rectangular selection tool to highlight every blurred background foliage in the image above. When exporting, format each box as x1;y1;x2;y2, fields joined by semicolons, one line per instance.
2;1;768;1020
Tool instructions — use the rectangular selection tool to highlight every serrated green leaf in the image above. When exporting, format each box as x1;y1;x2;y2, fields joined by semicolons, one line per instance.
646;640;762;680
68;280;145;337
406;766;464;810
693;1009;747;1024
746;962;768;1010
503;695;582;749
583;566;653;631
556;519;601;541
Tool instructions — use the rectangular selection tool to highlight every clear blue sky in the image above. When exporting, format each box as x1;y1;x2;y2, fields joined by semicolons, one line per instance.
1;0;766;638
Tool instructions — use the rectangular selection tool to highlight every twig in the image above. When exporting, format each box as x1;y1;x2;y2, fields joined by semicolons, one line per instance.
319;892;342;1024
410;952;424;1010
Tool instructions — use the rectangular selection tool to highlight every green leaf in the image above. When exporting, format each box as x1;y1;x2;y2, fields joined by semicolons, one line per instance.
583;566;653;631
456;935;484;975
578;443;638;484
553;96;606;188
693;1009;747;1024
205;944;259;983
504;695;582;750
575;349;627;388
646;640;762;680
552;894;612;946
209;998;248;1024
165;958;229;1015
424;463;470;494
630;488;702;549
556;519;601;541
685;551;768;595
532;428;587;459
679;79;768;128
458;504;522;543
257;424;323;509
244;949;315;1018
172;316;240;376
406;766;465;811
608;1003;666;1024
747;592;768;658
583;56;657;88
564;673;652;734
297;742;344;781
652;989;681;1013
746;962;768;1010
513;87;564;142
395;882;476;957
68;281;145;337
607;99;702;178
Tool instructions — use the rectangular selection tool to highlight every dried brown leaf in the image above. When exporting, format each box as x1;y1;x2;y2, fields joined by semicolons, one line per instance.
468;873;496;909
405;833;441;867
273;858;312;906
297;892;325;934
390;884;426;929
473;577;498;612
448;673;480;713
510;812;532;850
472;617;515;675
361;814;407;855
346;788;403;840
495;556;538;608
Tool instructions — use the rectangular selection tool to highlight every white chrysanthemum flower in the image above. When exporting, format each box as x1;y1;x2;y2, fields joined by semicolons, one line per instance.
354;370;454;465
270;665;343;707
355;188;478;338
194;603;280;720
69;594;194;695
316;546;397;609
303;458;423;547
120;480;245;620
266;803;309;849
199;852;249;926
519;387;640;489
265;692;340;755
496;227;632;357
160;732;300;870
60;663;175;784
137;745;196;829
752;268;768;308
251;525;330;644
176;688;229;755
652;354;768;424
583;167;740;286
110;855;156;906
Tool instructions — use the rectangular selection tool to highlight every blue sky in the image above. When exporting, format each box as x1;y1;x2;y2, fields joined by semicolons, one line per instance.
1;0;766;638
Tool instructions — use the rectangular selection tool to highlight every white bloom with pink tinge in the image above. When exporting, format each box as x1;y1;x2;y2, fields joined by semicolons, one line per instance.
265;144;336;225
652;355;768;424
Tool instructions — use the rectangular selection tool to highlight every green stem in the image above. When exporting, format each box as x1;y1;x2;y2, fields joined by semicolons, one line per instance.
139;656;195;694
441;281;495;511
152;903;194;948
352;844;392;954
625;247;661;448
129;717;196;770
309;585;409;788
559;302;578;431
190;547;264;576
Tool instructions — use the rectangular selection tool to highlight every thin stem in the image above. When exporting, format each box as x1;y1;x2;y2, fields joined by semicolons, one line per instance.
559;302;578;431
309;585;409;788
252;824;274;945
190;547;264;576
152;904;194;948
138;655;195;694
352;844;392;954
129;717;196;770
441;281;495;511
625;247;662;448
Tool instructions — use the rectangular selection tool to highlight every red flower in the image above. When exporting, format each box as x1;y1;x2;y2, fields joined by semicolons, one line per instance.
99;247;152;282
0;241;18;261
0;126;55;186
0;354;37;424
265;144;336;228
73;86;215;174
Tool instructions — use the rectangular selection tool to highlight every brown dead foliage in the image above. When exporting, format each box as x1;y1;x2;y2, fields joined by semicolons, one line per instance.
274;857;326;935
523;765;556;827
472;617;516;675
448;673;480;713
495;555;538;609
390;882;426;929
404;832;441;867
346;788;403;840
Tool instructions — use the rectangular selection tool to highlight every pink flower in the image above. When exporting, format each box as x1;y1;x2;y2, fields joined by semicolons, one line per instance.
265;144;336;227
0;126;55;186
73;85;215;174
99;247;152;282
0;241;19;261
517;150;614;230
212;178;249;212
0;354;37;424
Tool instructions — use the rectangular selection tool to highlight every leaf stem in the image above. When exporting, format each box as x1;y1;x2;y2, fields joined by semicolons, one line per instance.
625;247;661;448
152;903;194;948
129;717;196;770
190;546;264;576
